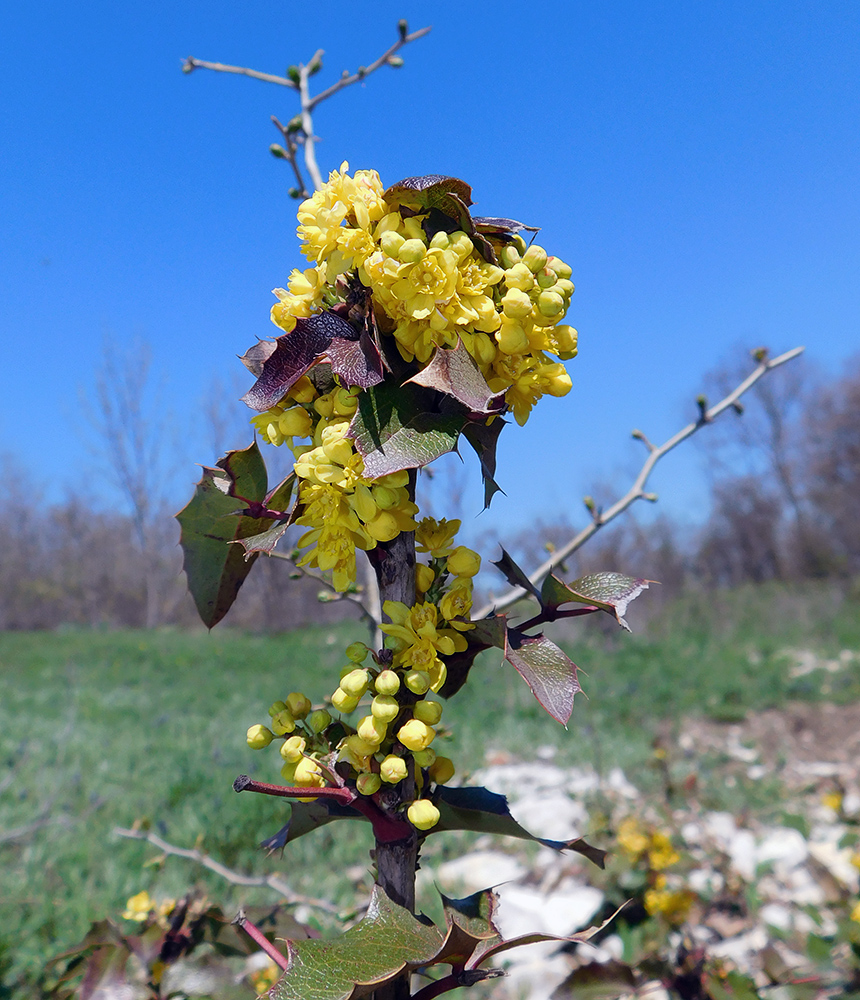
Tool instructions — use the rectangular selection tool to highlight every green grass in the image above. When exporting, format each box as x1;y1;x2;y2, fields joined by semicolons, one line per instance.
1;581;858;995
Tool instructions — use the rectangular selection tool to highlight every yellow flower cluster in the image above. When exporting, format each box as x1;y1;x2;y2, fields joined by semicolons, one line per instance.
246;689;334;801
616;817;680;871
250;376;418;591
246;642;456;830
643;875;695;925
122;891;177;927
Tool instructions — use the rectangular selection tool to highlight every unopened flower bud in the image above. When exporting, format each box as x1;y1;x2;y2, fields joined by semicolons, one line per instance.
536;268;558;289
270;709;296;735
280;735;306;762
446;546;481;578
502;288;532;319
380;231;405;257
269;143;287;159
405;671;431;695
415;563;435;593
429;756;455;784
371;695;400;723
340;668;369;697
499;245;521;269
497;321;530;356
375;670;400;696
356;772;381;795
280;761;297;783
387;54;404;68
268;700;287;717
413;700;443;725
294;757;323;786
246;724;274;749
346;641;369;663
278;407;312;438
407;799;440;830
308;708;332;733
380;755;408;783
357;714;388;745
331;687;359;714
412;747;437;768
397;718;435;751
548;256;573;280
537;290;565;318
503;263;534;292
522;244;548;273
285;692;312;719
398;238;426;264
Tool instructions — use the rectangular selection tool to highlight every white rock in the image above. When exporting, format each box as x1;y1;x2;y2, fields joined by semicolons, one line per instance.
687;868;725;895
710;926;769;963
436;851;527;892
759;902;792;930
756;828;809;871
729;829;758;881
495;882;604;938
808;838;860;890
509;792;588;840
747;764;768;780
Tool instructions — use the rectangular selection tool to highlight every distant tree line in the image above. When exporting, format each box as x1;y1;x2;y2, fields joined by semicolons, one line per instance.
0;354;856;632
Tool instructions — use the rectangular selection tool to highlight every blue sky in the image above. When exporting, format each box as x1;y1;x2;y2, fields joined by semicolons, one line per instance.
2;0;858;540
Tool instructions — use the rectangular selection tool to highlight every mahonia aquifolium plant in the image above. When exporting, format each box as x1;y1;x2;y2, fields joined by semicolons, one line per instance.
174;162;652;998
236;164;579;830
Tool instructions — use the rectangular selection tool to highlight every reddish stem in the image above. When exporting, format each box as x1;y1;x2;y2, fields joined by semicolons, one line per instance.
233;774;355;804
233;911;289;970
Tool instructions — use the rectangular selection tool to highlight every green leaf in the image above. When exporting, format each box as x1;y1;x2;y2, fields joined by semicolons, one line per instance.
434;889;502;968
176;443;276;627
472;216;541;239
269;886;443;1000
260;800;363;852
551;961;638;1000
541;572;652;631
434;785;606;867
348;380;463;478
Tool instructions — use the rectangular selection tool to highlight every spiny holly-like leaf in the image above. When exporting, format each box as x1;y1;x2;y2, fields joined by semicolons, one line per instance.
472;216;541;239
492;548;541;601
552;960;638;1000
541;571;652;631
260;800;363;853
239;339;278;377
505;630;581;725
434;785;606;867
348;380;464;478
269;886;443;1000
242;312;382;412
406;341;504;416
383;174;473;210
236;475;297;557
461;418;505;509
434;889;502;968
468;904;628;971
176;443;277;628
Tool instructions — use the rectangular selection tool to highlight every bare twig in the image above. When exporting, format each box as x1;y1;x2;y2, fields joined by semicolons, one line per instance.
113;825;340;914
267;549;381;633
183;22;431;192
182;58;298;89
307;26;432;112
475;345;806;619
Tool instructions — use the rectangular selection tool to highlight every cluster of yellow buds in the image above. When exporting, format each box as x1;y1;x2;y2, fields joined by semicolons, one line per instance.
246;690;334;801
122;891;177;928
330;639;455;831
250;375;418;591
616;816;693;925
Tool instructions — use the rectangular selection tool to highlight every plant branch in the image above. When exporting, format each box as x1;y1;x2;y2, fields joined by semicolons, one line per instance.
113;825;339;914
475;345;806;619
183;22;431;192
233;910;290;970
307;26;432;112
182;57;298;89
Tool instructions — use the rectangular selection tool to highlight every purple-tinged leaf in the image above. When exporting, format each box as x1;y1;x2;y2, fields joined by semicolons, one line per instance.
504;630;580;725
472;216;540;238
434;785;606;867
461;418;505;509
269;886;443;1000
384;174;473;207
492;548;541;601
348;381;464;478
239;339;278;377
406;341;504;416
433;889;502;969
541;571;652;631
176;443;277;627
326;327;384;390
236;475;297;556
242;312;381;412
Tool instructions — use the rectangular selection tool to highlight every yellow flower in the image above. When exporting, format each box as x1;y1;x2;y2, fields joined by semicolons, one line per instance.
122;891;154;922
648;831;680;871
644;877;694;925
415;517;461;557
446;546;481;578
850;900;860;924
380;755;409;784
438;579;474;630
246;724;274;749
616;817;649;859
397;718;436;752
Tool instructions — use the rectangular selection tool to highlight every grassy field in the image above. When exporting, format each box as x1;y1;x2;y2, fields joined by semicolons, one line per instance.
1;581;859;995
